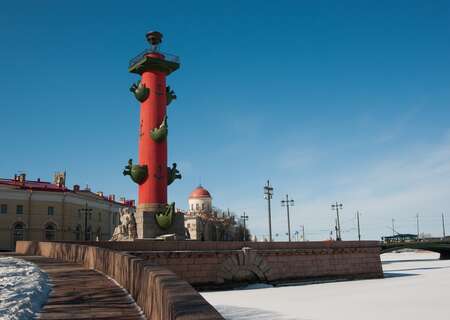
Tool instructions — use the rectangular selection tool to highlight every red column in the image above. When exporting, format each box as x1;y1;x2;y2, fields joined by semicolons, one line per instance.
138;53;167;205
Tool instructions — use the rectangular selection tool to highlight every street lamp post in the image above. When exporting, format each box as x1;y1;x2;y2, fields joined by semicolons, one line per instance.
392;218;396;237
416;213;420;240
263;180;274;242
331;202;343;241
356;211;361;241
442;213;446;239
281;195;294;242
78;203;92;241
240;212;248;241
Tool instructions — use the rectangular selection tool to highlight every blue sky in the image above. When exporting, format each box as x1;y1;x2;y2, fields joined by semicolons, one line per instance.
1;1;450;241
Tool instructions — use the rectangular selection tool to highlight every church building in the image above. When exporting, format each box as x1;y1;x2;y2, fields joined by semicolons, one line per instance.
184;185;242;241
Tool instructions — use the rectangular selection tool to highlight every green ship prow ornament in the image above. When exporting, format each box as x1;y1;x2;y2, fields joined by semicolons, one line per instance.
123;159;148;185
155;202;175;229
150;116;168;142
130;80;150;102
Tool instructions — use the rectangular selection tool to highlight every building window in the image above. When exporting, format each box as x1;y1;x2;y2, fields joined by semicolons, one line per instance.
202;203;205;210
13;223;25;242
44;223;56;241
16;205;24;215
48;206;54;216
191;204;194;211
196;203;199;210
0;204;7;214
89;212;92;220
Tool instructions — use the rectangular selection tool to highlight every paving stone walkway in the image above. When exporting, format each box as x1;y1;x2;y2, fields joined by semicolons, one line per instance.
18;255;145;319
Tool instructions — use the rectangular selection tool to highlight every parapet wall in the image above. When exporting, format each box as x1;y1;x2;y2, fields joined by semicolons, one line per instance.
52;239;381;252
42;240;383;288
133;245;382;288
130;241;382;288
15;241;223;320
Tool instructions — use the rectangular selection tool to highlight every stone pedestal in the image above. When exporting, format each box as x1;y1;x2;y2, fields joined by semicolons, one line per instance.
136;204;185;239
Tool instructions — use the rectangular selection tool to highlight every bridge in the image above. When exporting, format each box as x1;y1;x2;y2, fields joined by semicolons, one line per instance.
381;240;450;260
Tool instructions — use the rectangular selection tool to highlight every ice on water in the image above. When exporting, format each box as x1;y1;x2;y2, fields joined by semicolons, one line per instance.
202;250;447;320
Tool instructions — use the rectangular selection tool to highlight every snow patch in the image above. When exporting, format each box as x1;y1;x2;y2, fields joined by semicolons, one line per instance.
0;257;51;320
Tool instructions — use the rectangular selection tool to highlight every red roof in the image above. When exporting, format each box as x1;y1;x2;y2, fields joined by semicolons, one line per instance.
189;185;211;199
0;178;69;192
0;178;134;206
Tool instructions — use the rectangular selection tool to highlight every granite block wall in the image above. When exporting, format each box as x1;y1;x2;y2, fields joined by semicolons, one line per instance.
15;241;223;320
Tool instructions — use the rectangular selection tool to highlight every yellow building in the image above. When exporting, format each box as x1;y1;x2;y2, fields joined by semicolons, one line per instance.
0;173;131;251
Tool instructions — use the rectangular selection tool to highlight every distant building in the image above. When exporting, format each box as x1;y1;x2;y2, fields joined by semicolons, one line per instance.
0;172;132;250
382;233;418;243
184;185;245;241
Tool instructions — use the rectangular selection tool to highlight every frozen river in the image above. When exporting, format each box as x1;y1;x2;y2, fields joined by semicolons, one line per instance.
0;256;50;320
202;250;448;320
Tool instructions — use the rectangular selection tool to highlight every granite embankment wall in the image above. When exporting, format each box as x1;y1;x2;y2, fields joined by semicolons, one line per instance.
36;240;383;288
15;241;223;320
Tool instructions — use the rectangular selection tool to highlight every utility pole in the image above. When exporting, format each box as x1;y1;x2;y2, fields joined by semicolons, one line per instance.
281;195;294;242
78;203;92;241
240;212;248;241
356;211;361;241
442;213;446;239
301;225;305;241
331;202;343;241
264;180;274;242
392;218;395;237
416;213;420;240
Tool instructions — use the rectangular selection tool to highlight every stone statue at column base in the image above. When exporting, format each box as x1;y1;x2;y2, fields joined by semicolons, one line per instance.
110;207;138;241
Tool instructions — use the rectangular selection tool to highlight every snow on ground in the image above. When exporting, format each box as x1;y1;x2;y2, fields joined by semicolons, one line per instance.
202;250;449;320
0;257;50;320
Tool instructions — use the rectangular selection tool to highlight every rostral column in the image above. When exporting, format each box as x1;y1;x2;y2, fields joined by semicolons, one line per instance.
124;31;183;238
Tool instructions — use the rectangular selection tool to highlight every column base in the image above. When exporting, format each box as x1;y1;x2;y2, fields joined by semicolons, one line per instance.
136;203;185;239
